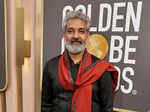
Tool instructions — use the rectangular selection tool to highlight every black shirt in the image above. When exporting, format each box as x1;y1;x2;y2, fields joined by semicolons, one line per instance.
69;57;80;81
41;55;114;112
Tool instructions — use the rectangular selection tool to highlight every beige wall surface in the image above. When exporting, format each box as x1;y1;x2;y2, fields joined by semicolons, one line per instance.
0;0;43;112
5;0;18;112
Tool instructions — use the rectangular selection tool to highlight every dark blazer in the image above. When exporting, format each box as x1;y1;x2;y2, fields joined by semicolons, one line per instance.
41;55;114;112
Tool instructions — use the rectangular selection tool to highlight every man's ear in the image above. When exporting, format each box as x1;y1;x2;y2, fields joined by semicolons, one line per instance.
87;32;90;39
62;32;66;39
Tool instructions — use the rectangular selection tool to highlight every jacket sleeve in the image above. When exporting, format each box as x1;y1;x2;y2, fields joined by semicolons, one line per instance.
41;63;53;112
99;71;114;112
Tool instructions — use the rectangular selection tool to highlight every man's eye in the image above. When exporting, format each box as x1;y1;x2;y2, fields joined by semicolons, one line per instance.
68;30;73;33
79;29;86;34
66;29;73;33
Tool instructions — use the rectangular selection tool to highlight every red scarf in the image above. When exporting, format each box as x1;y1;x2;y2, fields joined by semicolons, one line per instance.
58;51;118;112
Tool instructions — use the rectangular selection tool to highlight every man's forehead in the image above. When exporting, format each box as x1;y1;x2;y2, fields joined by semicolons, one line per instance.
66;18;87;28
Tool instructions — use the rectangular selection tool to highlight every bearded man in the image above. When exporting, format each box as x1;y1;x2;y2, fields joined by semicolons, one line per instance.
41;11;118;112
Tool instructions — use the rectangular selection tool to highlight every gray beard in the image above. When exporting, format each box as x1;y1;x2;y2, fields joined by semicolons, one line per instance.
65;40;87;54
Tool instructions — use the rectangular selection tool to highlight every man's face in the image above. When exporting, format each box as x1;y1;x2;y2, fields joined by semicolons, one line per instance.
63;18;89;54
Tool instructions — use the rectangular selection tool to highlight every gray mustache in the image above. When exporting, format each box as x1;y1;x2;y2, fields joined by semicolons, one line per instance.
71;38;82;44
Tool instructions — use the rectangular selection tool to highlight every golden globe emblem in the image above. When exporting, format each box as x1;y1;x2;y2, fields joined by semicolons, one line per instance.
86;34;109;59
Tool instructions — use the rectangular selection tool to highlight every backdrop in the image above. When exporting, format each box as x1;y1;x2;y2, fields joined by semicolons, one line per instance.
43;0;150;111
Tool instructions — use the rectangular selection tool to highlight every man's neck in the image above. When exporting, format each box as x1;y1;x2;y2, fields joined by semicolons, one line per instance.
69;51;84;64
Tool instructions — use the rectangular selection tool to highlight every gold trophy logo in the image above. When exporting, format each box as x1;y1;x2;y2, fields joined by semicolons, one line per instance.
87;34;108;59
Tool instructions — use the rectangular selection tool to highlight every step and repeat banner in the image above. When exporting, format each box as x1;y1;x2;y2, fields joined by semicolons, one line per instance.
43;0;150;111
0;0;7;92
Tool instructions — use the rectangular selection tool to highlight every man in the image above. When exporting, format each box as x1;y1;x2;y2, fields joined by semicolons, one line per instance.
41;11;118;112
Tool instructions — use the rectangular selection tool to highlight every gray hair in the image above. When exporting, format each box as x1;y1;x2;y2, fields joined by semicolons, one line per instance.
62;11;91;32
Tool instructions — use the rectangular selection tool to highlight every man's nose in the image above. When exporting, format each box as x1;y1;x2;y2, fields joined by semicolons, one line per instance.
73;31;79;38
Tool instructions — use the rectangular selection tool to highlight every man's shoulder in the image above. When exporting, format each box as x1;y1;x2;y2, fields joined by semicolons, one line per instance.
90;54;113;67
49;55;61;62
90;54;100;63
45;55;61;67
